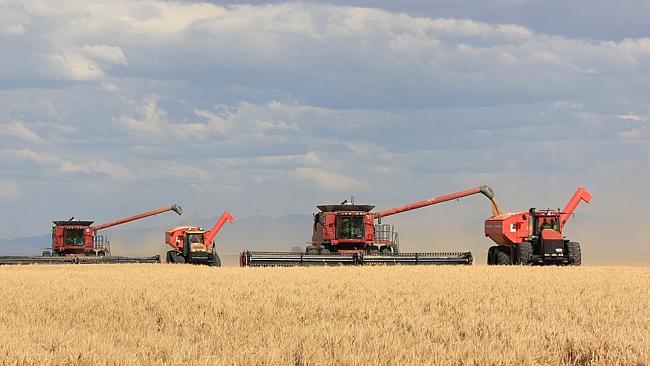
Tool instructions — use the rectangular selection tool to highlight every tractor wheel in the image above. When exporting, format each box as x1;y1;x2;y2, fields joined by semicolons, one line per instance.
517;242;533;265
381;246;392;254
319;248;330;255
166;251;175;263
495;246;512;265
167;251;185;263
209;253;222;267
567;242;581;266
487;246;497;265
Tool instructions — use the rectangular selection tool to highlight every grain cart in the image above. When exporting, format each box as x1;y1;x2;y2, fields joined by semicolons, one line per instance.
165;211;234;266
484;187;591;265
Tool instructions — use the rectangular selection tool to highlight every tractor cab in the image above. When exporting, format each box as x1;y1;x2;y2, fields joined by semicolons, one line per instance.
185;230;209;253
530;209;561;236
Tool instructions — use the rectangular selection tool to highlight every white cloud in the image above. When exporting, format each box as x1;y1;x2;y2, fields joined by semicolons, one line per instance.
619;114;647;122
0;180;21;200
4;1;650;95
619;127;645;139
81;45;128;65
0;121;44;143
290;167;368;192
115;95;228;139
2;149;131;178
48;53;104;81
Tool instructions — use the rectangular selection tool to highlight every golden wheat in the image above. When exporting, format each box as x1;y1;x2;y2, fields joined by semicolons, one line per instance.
0;265;647;365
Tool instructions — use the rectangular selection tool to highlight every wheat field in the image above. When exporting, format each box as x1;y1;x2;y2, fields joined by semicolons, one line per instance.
0;265;647;365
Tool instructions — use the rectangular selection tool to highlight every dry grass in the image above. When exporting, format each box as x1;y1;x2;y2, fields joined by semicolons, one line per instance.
0;265;647;365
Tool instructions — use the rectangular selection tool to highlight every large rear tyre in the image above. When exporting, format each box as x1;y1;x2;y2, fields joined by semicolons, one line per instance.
167;250;185;263
567;242;581;266
517;242;533;265
495;246;512;265
209;252;222;267
487;246;498;265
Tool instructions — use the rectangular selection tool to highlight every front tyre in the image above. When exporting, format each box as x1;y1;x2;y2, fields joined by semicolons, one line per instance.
567;242;581;266
496;246;512;265
209;252;222;267
487;246;498;265
517;242;533;265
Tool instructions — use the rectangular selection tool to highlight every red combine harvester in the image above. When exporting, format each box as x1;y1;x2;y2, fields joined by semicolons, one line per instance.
485;187;592;265
0;204;183;265
165;210;234;266
240;186;500;266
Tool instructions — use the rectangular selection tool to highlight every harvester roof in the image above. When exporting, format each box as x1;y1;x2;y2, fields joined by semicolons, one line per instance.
52;220;94;227
317;204;375;213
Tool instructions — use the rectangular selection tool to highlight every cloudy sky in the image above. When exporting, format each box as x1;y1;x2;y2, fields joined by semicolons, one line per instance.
1;1;649;261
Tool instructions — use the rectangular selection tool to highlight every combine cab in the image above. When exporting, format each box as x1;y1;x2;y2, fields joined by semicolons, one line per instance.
241;186;500;266
484;187;592;265
0;204;183;265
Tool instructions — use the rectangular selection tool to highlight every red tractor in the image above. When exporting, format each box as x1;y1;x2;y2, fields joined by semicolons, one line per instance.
165;211;234;266
484;187;592;265
241;186;500;266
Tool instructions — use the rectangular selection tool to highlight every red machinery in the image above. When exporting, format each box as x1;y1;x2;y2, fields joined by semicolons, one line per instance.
240;186;499;266
484;187;592;265
165;211;234;266
0;204;182;265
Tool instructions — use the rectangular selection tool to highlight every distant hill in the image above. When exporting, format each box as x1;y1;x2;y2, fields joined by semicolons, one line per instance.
0;235;50;255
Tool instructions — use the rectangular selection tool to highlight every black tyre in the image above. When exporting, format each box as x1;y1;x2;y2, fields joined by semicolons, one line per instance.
166;250;175;263
567;242;581;266
368;246;380;254
495;246;512;265
487;246;497;265
517;242;533;265
209;252;222;267
167;250;185;263
381;246;392;254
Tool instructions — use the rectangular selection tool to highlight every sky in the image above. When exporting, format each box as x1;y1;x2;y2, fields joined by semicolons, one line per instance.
0;1;649;263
